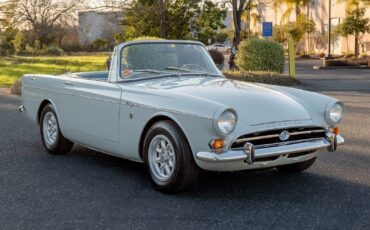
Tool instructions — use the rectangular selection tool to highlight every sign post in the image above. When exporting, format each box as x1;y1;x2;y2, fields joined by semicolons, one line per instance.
288;38;296;78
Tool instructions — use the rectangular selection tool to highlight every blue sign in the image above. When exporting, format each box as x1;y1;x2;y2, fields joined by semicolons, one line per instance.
262;22;273;37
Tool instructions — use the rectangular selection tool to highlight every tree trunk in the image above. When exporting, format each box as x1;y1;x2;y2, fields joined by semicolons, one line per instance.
158;0;167;38
355;33;359;57
295;6;301;19
232;0;242;47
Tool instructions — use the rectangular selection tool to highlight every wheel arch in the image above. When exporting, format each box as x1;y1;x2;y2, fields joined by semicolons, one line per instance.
37;99;58;124
138;113;192;161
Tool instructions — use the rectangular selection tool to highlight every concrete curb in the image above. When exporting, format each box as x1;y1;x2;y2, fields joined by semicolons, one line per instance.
313;65;370;70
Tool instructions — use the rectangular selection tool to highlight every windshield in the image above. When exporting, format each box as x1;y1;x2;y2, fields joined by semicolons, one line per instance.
120;43;221;79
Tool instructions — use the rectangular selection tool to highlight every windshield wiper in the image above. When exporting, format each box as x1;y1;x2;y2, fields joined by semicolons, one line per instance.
166;67;220;76
165;67;190;72
134;69;161;74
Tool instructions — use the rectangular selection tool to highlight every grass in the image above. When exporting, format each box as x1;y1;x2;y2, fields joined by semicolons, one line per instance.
1;55;300;92
0;55;108;87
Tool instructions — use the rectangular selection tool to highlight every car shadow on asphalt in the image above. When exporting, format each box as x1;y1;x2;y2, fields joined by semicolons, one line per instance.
65;144;370;201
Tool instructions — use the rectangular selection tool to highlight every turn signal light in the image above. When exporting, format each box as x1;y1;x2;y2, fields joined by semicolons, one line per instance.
209;139;225;150
331;127;340;135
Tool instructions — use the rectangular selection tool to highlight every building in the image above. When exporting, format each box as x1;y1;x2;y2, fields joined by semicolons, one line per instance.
237;0;370;55
78;11;122;45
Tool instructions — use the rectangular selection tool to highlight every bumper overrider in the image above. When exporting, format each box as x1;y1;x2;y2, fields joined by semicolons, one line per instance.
195;133;344;171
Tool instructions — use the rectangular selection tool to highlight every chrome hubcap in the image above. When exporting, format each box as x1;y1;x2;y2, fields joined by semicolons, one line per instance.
43;112;58;146
148;135;176;181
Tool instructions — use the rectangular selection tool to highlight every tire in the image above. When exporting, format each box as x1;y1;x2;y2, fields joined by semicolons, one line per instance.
40;104;73;154
276;157;316;173
143;120;199;193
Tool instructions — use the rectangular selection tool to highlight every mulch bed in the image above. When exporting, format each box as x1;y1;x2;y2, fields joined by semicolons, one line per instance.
224;71;300;86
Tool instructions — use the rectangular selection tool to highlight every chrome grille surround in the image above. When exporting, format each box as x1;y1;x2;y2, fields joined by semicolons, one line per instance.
231;127;327;150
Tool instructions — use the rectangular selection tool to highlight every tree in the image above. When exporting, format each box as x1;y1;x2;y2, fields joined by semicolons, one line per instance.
119;0;197;40
0;27;18;56
228;0;251;47
1;0;83;48
337;7;370;56
117;0;226;42
274;15;315;51
191;1;227;44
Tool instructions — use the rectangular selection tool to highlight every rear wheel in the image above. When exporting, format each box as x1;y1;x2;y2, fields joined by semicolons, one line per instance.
143;120;199;193
276;157;316;173
40;104;73;154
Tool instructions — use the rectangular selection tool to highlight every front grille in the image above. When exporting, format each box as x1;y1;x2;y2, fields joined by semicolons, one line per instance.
231;127;326;149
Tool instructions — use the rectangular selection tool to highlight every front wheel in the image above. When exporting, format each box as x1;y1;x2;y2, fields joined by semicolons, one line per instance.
143;120;199;193
40;104;73;154
276;157;316;173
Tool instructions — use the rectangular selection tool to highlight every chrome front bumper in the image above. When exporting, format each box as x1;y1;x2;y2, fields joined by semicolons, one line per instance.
195;135;344;171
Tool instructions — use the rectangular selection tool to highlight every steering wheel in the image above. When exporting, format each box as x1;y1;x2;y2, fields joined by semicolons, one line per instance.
180;64;206;71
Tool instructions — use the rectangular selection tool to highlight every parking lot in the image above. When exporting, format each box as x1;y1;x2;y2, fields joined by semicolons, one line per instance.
0;61;369;229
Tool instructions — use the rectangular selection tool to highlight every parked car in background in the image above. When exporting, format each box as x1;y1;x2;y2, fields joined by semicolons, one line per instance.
207;43;231;53
20;40;345;193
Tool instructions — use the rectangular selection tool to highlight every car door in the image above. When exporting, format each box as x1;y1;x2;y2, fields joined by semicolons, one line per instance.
58;76;121;145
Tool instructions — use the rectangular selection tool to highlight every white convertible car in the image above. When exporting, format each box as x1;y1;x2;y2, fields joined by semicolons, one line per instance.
20;40;344;193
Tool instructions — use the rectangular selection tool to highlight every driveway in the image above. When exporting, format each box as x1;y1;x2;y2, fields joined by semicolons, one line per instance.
0;62;369;229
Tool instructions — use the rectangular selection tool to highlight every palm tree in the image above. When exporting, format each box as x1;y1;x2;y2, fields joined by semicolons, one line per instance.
241;2;261;38
276;0;310;23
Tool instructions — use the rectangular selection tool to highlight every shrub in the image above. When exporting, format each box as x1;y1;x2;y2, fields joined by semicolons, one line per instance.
0;43;15;56
236;38;285;73
25;44;37;55
130;36;163;41
13;31;26;55
11;78;22;95
324;60;352;66
106;56;112;70
224;71;300;86
92;39;109;52
46;46;65;56
208;49;224;66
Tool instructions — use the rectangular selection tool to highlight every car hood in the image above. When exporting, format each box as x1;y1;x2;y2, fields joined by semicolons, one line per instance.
123;76;312;125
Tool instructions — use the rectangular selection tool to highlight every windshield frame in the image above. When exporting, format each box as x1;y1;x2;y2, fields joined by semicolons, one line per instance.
117;40;223;82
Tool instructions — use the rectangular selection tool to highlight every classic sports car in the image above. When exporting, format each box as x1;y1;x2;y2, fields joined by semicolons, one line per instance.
20;40;344;193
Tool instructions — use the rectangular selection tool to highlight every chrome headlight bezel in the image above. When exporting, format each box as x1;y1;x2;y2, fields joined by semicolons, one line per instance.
213;109;237;136
325;101;344;126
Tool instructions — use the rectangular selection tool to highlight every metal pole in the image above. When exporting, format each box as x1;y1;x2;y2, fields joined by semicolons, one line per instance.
289;38;296;78
328;0;332;58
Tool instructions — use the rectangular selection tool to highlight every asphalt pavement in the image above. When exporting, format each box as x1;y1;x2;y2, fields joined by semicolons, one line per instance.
0;61;369;229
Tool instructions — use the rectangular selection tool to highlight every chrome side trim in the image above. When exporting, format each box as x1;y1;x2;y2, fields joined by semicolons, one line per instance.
196;135;344;162
24;84;211;119
23;84;120;104
120;100;212;119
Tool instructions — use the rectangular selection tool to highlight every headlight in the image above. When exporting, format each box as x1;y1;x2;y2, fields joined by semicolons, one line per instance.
217;110;237;135
326;102;343;125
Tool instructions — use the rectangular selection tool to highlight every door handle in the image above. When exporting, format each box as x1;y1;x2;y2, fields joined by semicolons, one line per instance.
64;81;74;86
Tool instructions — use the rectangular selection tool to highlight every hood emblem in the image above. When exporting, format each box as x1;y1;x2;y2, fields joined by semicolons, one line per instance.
279;130;290;141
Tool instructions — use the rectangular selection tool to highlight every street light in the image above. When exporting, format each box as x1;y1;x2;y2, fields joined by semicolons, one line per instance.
327;0;332;58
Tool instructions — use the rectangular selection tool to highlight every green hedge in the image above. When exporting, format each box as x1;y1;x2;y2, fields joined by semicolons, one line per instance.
236;38;285;73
